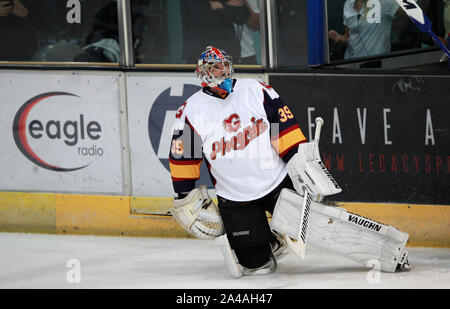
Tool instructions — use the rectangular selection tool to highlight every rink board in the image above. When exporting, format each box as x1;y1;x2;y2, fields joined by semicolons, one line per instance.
0;191;449;247
0;192;189;238
0;70;448;247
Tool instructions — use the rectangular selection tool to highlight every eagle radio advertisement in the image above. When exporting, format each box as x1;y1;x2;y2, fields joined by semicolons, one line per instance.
0;72;124;194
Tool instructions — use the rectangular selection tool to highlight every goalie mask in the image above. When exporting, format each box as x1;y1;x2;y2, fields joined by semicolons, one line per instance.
196;46;234;93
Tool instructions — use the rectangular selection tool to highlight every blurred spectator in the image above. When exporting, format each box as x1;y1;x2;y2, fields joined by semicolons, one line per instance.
131;0;154;61
180;0;250;64
0;0;26;17
0;0;39;61
327;0;347;61
328;0;400;59
82;1;120;62
31;0;120;63
412;0;446;48
390;3;419;51
392;0;447;51
131;0;172;63
234;0;260;64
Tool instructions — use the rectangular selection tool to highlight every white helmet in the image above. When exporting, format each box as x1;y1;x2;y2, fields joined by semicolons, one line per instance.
196;46;234;87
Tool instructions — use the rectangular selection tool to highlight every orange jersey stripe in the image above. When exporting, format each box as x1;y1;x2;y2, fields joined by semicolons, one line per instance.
271;127;306;156
170;161;202;179
278;124;300;138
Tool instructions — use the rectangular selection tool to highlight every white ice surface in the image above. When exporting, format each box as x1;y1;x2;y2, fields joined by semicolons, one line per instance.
0;232;449;289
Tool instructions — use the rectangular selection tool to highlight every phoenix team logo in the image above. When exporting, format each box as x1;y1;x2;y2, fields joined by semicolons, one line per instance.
211;117;268;160
223;113;241;133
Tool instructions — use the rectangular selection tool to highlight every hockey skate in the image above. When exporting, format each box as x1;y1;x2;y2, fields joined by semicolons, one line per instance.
242;253;277;276
216;234;278;277
396;249;411;272
271;230;289;260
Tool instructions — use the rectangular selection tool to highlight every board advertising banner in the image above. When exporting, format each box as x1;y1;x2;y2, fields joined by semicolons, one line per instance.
126;73;204;197
269;74;449;205
0;71;124;194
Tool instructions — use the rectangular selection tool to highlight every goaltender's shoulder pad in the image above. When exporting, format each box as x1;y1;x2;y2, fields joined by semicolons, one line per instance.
257;80;280;100
235;78;280;100
172;89;206;130
173;101;188;131
234;78;260;89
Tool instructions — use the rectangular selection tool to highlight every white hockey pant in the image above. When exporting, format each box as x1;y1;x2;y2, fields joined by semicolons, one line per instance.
271;189;409;272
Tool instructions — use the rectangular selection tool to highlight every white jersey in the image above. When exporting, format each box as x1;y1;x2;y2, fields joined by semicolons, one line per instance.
169;78;306;202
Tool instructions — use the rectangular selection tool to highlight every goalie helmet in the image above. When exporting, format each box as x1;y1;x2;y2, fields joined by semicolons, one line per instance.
196;46;234;88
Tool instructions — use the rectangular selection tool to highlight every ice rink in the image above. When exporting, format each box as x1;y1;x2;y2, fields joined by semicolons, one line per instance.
0;232;448;289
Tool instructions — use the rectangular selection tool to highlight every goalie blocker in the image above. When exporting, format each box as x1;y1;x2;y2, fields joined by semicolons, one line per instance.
286;140;342;202
271;188;410;272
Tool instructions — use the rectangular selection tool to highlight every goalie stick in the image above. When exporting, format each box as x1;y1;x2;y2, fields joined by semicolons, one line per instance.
395;0;450;57
283;117;324;259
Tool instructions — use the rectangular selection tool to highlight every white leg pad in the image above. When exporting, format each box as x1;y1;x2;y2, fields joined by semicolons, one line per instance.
215;235;243;278
271;189;409;273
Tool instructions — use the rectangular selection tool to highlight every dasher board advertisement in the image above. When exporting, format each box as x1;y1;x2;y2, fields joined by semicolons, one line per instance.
269;74;449;205
0;71;124;194
126;73;203;197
